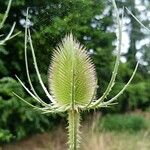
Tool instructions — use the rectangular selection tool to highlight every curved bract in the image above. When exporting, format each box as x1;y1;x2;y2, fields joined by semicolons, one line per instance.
49;34;97;107
0;0;20;45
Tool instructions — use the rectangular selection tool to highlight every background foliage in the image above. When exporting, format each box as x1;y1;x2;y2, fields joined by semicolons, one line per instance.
0;0;149;143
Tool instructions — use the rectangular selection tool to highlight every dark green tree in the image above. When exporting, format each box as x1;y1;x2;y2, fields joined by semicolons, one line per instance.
114;0;150;111
0;0;115;143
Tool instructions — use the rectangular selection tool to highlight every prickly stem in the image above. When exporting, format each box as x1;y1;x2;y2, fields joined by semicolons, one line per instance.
68;110;81;150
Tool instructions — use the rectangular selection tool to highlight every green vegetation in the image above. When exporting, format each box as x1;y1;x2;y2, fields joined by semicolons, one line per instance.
0;77;59;143
13;0;140;149
100;114;148;132
0;0;149;149
0;0;116;145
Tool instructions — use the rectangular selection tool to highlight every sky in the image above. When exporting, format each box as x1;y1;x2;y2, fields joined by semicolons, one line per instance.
114;0;150;63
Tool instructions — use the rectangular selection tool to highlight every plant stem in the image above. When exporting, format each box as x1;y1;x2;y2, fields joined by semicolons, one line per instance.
68;110;80;150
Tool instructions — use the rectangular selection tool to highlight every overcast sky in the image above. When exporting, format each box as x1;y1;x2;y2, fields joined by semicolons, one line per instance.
114;0;150;63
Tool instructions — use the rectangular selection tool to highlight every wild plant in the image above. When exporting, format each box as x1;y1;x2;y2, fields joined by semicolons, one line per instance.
14;0;141;149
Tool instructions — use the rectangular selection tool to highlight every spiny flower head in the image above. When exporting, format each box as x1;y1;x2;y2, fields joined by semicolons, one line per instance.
49;34;97;107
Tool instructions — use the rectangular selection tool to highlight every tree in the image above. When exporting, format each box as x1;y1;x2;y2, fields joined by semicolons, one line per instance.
0;0;115;143
114;0;150;111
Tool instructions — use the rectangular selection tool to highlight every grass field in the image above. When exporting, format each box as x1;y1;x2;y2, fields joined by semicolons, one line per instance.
2;112;150;150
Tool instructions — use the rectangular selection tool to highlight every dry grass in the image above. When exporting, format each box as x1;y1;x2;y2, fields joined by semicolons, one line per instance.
2;127;67;150
1;112;150;150
81;130;150;150
2;127;150;150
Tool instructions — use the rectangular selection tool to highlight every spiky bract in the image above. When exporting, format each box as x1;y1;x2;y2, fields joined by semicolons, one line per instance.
49;34;97;107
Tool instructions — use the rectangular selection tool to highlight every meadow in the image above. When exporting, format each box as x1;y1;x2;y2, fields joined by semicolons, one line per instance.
2;112;150;150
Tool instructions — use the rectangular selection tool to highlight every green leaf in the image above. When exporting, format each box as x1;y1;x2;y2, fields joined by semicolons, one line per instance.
49;34;97;107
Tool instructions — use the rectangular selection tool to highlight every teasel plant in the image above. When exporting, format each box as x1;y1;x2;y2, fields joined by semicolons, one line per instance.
0;0;20;46
13;0;148;149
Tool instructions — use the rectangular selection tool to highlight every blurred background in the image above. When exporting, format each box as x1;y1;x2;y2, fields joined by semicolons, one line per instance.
0;0;150;149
